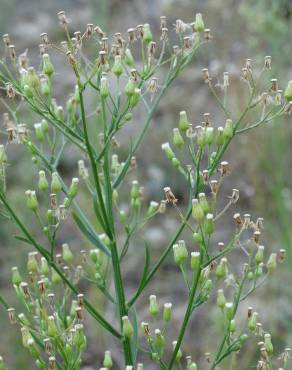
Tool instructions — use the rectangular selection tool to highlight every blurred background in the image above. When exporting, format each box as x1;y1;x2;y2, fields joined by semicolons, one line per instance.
0;0;291;369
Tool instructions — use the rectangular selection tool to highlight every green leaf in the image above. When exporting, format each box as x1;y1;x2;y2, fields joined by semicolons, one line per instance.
72;211;111;256
130;304;138;364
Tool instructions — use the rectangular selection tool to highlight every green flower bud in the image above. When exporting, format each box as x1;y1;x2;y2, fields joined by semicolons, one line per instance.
143;24;153;43
191;252;200;270
216;127;225;146
173;128;184;148
225;302;234;321
119;210;127;224
239;333;248;343
264;333;273;355
266;253;277;273
125;78;136;97
223;119;233;140
112;55;123;77
18;313;30;326
100;74;109;98
74;85;81;104
124;48;135;66
205;213;214;236
188;362;198;370
130;180;140;199
172;157;181;168
122;316;134;339
21;326;32;348
74;324;87;349
194;13;205;33
11;266;22;285
147;201;159;217
163;302;172;322
0;356;6;370
47;316;58;337
229;319;236;333
40;257;49;276
173;240;188;265
255;245;264;264
51;269;62;284
172;341;182;362
51;172;62;193
179;111;190;132
62;243;73;263
38;170;49;191
192;198;204;224
284;80;292;101
64;197;70;208
137;364;144;370
161;142;175;160
40;75;50;96
124;112;132;122
68;177;79;198
198;193;209;214
154;329;165;352
24;84;33;98
25;190;38;210
103;350;113;368
42;53;54;77
0;145;7;164
34;123;45;141
247;271;254;280
216;289;226;309
149;294;159;317
90;249;102;266
205;127;214;145
192;232;203;244
215;257;228;279
27;252;38;273
248;312;258;331
129;88;141;107
27;67;40;89
27;338;41;360
255;263;263;277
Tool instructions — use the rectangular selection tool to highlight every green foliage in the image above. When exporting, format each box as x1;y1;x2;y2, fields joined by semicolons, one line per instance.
0;9;291;370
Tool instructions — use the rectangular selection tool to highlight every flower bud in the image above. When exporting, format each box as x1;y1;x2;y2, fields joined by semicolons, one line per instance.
191;252;200;271
149;294;159;317
173;128;184;148
266;253;277;273
192;198;204;224
215;258;227;279
74;324;86;349
248;311;258;331
205;213;214;236
216;289;226;309
155;329;165;351
225;302;234;321
68;177;79;198
172;341;182;362
100;74;109;98
130;180;140;199
125;77;136;97
284;81;292;101
51;172;62;193
40;257;49;276
129;88;141;108
192;232;203;244
194;13;205;33
188;363;198;370
27;67;40;89
38;170;49;191
103;350;113;368
0;356;6;370
161;142;175;160
21;327;32;348
122;316;134;339
40;74;50;96
42;53;54;77
205;127;214;145
179;111;190;132
124;48;135;66
51;268;62;284
34;123;45;141
255;245;264;264
62;243;73;263
25;190;38;210
11;266;22;285
147;201;159;217
223;119;233;140
173;240;188;265
163;302;172;322
47;315;58;337
112;55;123;77
264;333;273;355
229;319;236;333
216;127;225;146
143;24;153;43
27;252;38;273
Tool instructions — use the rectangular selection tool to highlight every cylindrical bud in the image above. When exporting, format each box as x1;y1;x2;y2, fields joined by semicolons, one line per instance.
149;294;159;317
